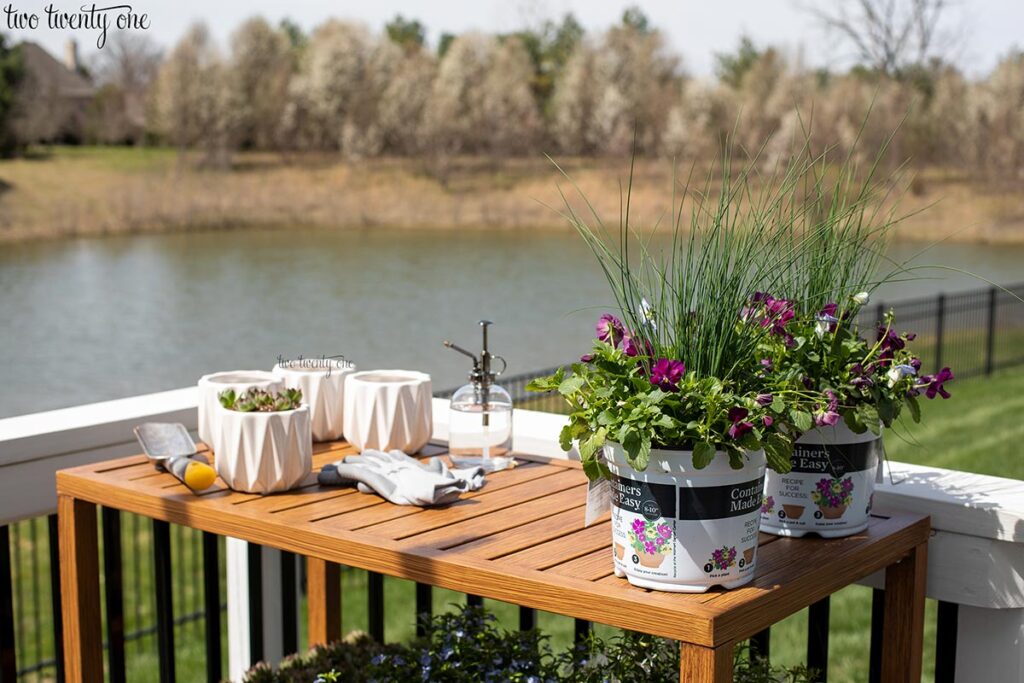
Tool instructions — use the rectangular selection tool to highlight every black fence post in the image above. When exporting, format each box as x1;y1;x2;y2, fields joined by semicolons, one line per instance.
152;519;175;683
935;293;946;370
415;583;432;638
281;551;297;656
935;601;959;683
868;588;885;683
985;287;998;375
0;525;16;683
247;544;263;665
573;619;591;645
368;572;384;642
47;514;64;683
518;606;536;632
201;532;221;683
102;509;126;683
750;628;770;660
807;596;830;682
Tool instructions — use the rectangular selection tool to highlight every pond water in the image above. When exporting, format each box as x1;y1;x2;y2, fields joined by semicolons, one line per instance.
1;227;1021;417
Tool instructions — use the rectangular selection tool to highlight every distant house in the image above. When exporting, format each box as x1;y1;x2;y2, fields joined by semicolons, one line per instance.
12;40;95;143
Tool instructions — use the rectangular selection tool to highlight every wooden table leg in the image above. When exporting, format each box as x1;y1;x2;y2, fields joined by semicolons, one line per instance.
881;541;927;683
307;557;341;646
680;641;733;683
58;495;103;683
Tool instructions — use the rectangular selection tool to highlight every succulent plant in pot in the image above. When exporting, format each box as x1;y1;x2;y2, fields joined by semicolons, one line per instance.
214;387;312;494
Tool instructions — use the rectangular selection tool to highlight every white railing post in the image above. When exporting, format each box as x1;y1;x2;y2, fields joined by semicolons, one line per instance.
869;461;1024;683
955;606;1024;681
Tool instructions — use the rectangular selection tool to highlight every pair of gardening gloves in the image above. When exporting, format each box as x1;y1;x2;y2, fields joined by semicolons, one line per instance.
317;449;486;506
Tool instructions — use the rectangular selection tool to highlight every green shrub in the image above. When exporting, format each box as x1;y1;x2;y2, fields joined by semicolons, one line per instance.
244;605;816;683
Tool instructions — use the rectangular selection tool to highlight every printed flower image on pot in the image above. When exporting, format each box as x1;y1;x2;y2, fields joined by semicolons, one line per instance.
812;476;854;519
761;495;775;515
629;518;672;568
705;546;738;573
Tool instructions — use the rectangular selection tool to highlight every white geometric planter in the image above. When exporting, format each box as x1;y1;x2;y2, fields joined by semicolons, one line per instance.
213;404;312;493
607;442;766;593
343;370;432;453
273;361;356;442
760;422;881;538
197;371;283;446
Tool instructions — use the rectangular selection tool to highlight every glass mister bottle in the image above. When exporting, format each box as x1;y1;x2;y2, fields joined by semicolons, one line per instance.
443;321;512;458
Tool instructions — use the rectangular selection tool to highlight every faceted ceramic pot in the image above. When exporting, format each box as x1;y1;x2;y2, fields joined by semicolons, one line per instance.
760;422;882;538
273;360;356;442
343;370;432;453
213;404;312;493
197;370;283;446
607;442;766;593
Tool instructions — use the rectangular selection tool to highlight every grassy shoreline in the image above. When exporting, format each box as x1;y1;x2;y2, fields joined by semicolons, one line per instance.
3;146;1024;245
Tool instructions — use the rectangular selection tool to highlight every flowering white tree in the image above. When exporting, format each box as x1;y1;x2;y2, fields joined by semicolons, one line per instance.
227;17;293;150
377;50;437;155
153;22;231;165
423;32;541;158
969;53;1024;175
552;21;679;156
550;41;599;154
284;20;394;157
480;37;542;155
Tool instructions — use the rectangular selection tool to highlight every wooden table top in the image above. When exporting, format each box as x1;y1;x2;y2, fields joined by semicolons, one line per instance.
56;441;929;647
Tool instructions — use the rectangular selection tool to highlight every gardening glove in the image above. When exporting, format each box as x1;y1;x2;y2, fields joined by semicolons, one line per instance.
317;449;485;506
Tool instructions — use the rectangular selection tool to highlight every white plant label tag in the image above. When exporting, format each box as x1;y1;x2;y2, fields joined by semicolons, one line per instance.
584;477;612;526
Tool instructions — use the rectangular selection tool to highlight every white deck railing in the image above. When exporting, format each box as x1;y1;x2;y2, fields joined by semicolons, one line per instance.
1;389;1022;682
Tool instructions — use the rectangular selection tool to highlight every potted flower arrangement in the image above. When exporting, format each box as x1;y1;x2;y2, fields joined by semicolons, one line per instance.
526;154;849;593
758;294;954;537
214;387;312;494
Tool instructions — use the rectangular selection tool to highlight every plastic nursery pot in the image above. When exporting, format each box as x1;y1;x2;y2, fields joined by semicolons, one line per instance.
607;442;766;593
760;422;882;539
197;370;284;446
214;404;312;494
343;370;433;453
273;360;357;442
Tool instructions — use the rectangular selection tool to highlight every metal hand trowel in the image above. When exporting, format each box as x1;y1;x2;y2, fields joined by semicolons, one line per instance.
133;423;217;493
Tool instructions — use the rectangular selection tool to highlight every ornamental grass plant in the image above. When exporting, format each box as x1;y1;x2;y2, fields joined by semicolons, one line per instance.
528;128;917;478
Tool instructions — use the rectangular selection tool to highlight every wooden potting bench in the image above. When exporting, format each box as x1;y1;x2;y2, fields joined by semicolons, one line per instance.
56;440;929;683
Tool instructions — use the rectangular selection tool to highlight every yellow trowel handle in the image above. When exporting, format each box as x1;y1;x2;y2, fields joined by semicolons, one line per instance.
166;454;217;492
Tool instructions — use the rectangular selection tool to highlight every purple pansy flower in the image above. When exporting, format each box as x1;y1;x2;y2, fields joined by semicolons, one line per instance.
596;314;624;345
923;367;954;399
814;390;841;427
877;325;907;359
728;407;754;440
650;358;686;392
622;331;653;358
762;415;774;427
755;393;773;407
580;353;594;363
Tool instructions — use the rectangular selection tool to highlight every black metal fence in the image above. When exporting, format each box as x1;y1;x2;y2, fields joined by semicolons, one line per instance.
1;281;1022;681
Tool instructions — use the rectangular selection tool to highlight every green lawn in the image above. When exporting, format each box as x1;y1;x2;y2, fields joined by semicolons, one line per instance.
9;367;1022;681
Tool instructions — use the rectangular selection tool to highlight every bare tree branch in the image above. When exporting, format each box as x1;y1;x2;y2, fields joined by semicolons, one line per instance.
798;0;955;76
